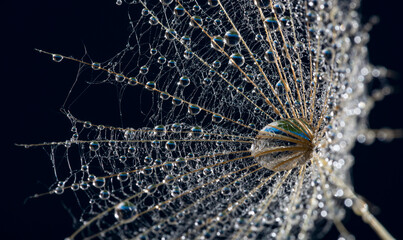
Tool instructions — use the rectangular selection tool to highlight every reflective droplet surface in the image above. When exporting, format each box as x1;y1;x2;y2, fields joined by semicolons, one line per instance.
52;54;63;62
251;119;313;171
224;29;241;46
115;201;136;221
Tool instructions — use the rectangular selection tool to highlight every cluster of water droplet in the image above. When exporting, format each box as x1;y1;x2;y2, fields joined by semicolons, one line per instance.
40;0;387;239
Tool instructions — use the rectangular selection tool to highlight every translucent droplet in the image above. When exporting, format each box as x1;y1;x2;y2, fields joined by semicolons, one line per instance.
165;28;177;41
83;121;92;128
165;141;176;151
115;201;136;221
171;123;182;132
92;62;101;70
180;35;191;46
175;157;186;168
174;5;185;16
154;125;166;137
141;9;150;16
275;81;286;95
193;5;201;12
212;60;221;68
71;183;79;191
93;177;106;188
221;187;231;195
224;29;241;47
273;3;285;14
80;181;89;190
212;114;223;123
160;92;169;100
117;172;129;182
54;187;64;195
189;16;203;28
264;50;276;62
178;76;190;87
208;0;219;7
172;98;183;106
157;56;166;65
211;35;225;50
188;104;201;115
52;54;63;62
322;47;335;62
119;155;127;163
167;60;176;68
128;77;137;86
203;78;212;85
115;74;125;82
145;81;155;90
150;48;158;55
140;66;149;74
230;53;245;67
264;17;278;31
149;16;158;25
99;190;110;200
89;141;100;151
183;49;193;60
190;126;203;138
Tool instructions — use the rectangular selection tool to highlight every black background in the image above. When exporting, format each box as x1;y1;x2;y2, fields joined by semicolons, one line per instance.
3;0;403;239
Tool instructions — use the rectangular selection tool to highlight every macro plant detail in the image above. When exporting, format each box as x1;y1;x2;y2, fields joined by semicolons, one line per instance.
20;0;400;239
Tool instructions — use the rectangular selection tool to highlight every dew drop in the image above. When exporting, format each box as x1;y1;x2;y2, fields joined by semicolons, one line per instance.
224;29;241;47
115;201;136;221
52;54;63;62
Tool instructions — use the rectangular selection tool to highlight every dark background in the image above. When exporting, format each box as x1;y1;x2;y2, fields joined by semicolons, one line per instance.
3;0;403;239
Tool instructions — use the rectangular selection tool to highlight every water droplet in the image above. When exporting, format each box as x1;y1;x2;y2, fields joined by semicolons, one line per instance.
115;201;136;221
93;177;106;188
181;35;191;45
165;141;176;151
54;186;64;195
171;123;182;132
52;54;63;62
172;98;183;106
89;141;100;151
264;50;276;62
183;49;193;60
117;172;129;182
224;29;241;47
211;35;225;50
189;16;203;28
208;0;219;7
71;183;79;191
230;53;245;67
188;104;201;115
264;17;279;31
212;114;223;123
115;74;125;82
99;190;110;200
178;76;190;87
149;16;158;25
140;65;149;74
92;62;101;70
146;81;155;90
165;28;177;41
154;125;166;137
157;56;166;64
174;5;185;16
190;126;203;138
150;48;158;55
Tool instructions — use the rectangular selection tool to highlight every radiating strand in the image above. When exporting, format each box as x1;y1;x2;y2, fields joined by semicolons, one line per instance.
73;154;254;240
231;169;293;239
133;163;263;239
35;49;260;134
30;150;251;199
139;0;276;121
